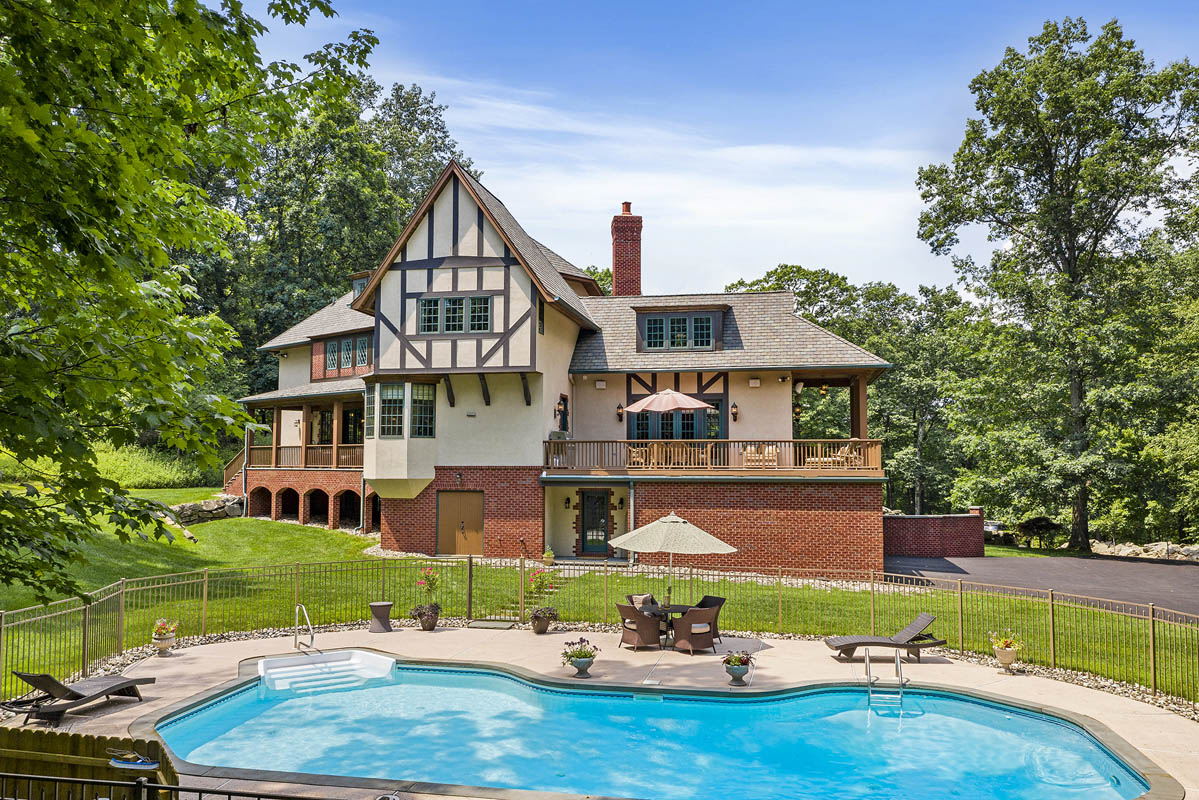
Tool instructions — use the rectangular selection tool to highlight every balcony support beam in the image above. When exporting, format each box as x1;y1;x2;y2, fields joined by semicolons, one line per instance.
332;400;343;468
444;375;455;407
302;404;311;468
478;373;491;406
850;375;868;440
271;407;280;468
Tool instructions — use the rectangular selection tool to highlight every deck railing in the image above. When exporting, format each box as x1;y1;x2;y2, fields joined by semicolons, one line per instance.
543;438;883;473
2;558;1195;710
246;444;361;469
337;444;364;468
221;449;245;487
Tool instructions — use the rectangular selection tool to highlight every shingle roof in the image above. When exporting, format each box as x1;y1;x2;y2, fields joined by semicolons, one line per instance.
458;170;597;329
258;293;374;351
239;376;365;404
569;291;891;373
532;238;592;282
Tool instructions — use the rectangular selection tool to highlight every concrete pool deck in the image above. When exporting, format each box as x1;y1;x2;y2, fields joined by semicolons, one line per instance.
20;625;1199;799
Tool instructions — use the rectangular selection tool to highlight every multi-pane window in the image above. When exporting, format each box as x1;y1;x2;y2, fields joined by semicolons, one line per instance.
418;299;440;334
317;410;333;444
341;338;353;368
379;384;404;437
411;383;436;437
659;412;675;440
364;385;375;439
633;412;650;440
325;340;338;371
352;277;367;298
669;317;689;348
442;297;465;333
705;403;722;439
356;336;370;366
645;318;665;349
469;297;491;332
680;411;696;440
692;316;712;348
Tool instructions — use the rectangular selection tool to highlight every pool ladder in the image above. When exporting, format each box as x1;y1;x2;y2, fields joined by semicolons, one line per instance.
864;648;908;710
294;603;314;650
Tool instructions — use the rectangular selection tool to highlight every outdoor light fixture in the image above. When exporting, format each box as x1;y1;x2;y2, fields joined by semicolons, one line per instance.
616;403;624;421
820;384;828;396
564;496;571;509
554;399;565;417
778;375;789;383
730;402;739;422
618;497;625;510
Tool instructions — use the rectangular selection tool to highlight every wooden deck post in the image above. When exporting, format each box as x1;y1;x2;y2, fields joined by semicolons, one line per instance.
332;399;343;467
302;404;311;467
850;375;868;440
271;407;281;468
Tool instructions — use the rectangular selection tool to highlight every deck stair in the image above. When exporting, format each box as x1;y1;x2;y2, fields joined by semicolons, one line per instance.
259;650;395;694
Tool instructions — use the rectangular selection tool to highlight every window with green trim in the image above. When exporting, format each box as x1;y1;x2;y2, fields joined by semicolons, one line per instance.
341;337;353;368
379;384;404;437
411;383;436;437
364;385;375;438
669;317;689;348
352;277;368;298
325;341;338;371
442;297;465;333
645;318;665;349
418;299;440;334
469;297;491;332
692;316;712;348
356;336;370;366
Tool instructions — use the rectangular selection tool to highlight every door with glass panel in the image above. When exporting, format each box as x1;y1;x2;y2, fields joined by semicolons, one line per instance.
580;490;610;554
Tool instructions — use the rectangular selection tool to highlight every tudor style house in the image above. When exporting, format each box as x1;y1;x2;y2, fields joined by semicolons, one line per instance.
224;161;890;570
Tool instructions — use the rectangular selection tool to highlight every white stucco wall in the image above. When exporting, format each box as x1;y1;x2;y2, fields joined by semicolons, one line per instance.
276;346;311;390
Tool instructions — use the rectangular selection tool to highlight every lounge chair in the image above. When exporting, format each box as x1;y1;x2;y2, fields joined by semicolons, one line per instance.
672;606;719;655
1;671;155;725
616;603;666;651
695;595;726;643
824;612;946;662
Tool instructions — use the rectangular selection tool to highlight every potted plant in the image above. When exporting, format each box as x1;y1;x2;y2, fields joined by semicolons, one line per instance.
989;630;1024;673
542;548;555;567
152;619;178;656
530;607;559;634
410;566;441;630
561;637;600;678
722;650;754;686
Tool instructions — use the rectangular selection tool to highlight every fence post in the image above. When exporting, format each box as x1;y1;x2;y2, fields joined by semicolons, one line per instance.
380;559;387;602
118;578;126;653
956;579;965;655
466;556;474;620
603;562;610;623
134;776;148;800
869;571;876;636
1047;589;1056;669
519;556;526;622
1148;603;1157;696
293;562;300;610
81;603;90;677
689;565;695;605
776;566;783;634
0;610;6;694
201;568;209;637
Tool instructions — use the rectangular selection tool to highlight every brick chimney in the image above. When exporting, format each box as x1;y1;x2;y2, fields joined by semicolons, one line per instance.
611;201;642;296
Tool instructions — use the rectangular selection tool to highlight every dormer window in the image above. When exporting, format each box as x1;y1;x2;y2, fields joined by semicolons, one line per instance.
637;309;721;352
352;277;368;298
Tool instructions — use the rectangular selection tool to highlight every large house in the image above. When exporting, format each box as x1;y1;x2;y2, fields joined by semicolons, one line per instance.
226;161;891;570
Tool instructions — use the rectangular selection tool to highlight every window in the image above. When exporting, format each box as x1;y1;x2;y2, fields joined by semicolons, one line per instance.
669;317;689;349
356;336;370;366
705;403;722;439
317;410;333;444
411;383;436;437
379;384;404;437
441;297;465;333
633;412;650;440
364;385;375;438
680;410;696;440
342;408;364;444
469;296;491;332
325;340;338;371
352;277;368;298
341;338;353;368
645;317;665;349
692;316;712;348
418;298;440;334
538;298;545;334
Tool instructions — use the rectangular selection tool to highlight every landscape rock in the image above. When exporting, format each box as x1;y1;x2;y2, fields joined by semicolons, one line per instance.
1090;539;1199;562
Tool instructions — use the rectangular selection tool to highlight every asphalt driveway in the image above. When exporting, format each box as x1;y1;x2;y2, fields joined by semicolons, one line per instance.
885;554;1199;615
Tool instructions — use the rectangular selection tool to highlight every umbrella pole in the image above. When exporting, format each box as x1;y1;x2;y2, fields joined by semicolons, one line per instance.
666;552;673;607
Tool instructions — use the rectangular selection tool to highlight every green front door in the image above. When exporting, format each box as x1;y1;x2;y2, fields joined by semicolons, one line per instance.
581;491;609;554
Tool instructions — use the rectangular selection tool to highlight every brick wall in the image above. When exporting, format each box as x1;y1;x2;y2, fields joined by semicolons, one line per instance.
632;481;884;571
379;467;543;558
611;205;642;296
882;512;984;558
241;469;369;530
309;337;373;381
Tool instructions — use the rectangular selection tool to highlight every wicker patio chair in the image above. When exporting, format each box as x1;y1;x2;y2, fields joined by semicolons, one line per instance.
695;595;726;643
616;603;666;651
672;606;718;655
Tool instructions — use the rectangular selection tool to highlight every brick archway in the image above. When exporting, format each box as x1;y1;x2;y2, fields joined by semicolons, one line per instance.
304;488;329;527
248;486;272;517
276;488;300;520
334;490;361;530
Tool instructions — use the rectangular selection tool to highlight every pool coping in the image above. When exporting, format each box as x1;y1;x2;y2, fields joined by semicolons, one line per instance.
129;646;1184;800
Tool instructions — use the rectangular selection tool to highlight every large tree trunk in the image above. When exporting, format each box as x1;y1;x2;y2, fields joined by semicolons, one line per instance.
1068;369;1092;551
913;416;925;515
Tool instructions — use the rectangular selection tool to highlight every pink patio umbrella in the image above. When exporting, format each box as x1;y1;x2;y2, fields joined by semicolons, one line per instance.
624;388;713;414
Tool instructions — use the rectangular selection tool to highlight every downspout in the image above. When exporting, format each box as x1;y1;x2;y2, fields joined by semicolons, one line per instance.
361;473;367;533
627;479;636;565
242;423;249;517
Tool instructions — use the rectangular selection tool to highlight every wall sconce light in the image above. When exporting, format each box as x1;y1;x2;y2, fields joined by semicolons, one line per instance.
564;496;571;510
554;399;565;418
616;403;624;422
618;497;625;510
730;402;739;422
277;351;289;359
778;375;789;383
820;384;828;396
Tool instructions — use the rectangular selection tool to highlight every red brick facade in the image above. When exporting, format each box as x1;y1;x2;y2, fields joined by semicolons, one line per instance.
611;203;642;296
235;468;372;531
310;337;373;382
379;467;544;558
632;481;885;571
882;512;984;558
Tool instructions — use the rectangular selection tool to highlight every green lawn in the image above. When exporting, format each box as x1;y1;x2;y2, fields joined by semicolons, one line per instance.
984;543;1079;558
0;517;379;611
128;486;221;505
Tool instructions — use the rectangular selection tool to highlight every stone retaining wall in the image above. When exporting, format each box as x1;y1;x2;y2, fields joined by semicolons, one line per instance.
170;495;244;525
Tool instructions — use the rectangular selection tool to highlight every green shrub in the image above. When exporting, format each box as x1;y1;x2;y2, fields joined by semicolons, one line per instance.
0;443;228;489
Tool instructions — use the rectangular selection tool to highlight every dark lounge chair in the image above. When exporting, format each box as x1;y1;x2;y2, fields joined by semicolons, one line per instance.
695;595;726;643
672;606;719;655
824;612;947;662
1;671;155;725
616;603;666;651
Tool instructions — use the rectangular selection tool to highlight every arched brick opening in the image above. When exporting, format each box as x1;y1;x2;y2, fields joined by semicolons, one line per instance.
335;490;361;529
278;488;300;520
248;487;272;517
305;489;329;527
368;494;381;533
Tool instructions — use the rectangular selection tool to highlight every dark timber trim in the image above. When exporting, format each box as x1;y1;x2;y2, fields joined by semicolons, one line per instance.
477;373;491;406
426;208;434;260
519;372;531;406
388;256;519;271
476;207;484;256
444;375;455;407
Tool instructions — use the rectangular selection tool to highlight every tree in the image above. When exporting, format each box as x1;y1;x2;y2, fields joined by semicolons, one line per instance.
917;18;1199;549
0;0;375;600
584;266;612;294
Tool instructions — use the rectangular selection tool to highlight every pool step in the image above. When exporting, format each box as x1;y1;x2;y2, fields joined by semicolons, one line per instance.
258;649;396;693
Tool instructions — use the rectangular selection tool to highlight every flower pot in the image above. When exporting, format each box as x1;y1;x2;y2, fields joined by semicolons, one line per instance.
152;634;175;656
994;646;1018;672
531;617;551;634
419;613;438;631
725;664;750;687
543;556;554;567
570;657;594;678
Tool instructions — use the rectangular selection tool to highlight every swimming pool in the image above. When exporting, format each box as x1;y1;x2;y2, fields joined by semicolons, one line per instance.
157;660;1150;800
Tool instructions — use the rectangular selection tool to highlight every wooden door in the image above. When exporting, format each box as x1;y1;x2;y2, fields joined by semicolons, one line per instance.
437;491;483;555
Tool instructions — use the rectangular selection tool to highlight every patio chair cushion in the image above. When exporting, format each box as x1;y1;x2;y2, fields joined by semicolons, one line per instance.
630;594;657;609
686;622;711;634
622;619;639;631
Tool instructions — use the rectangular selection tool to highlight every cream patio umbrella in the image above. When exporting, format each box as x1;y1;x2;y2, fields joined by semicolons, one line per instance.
623;388;714;414
607;512;736;606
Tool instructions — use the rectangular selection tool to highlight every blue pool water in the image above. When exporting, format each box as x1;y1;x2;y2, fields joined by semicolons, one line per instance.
158;664;1148;800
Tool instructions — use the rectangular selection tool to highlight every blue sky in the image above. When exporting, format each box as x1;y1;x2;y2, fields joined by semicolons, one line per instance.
256;1;1198;295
